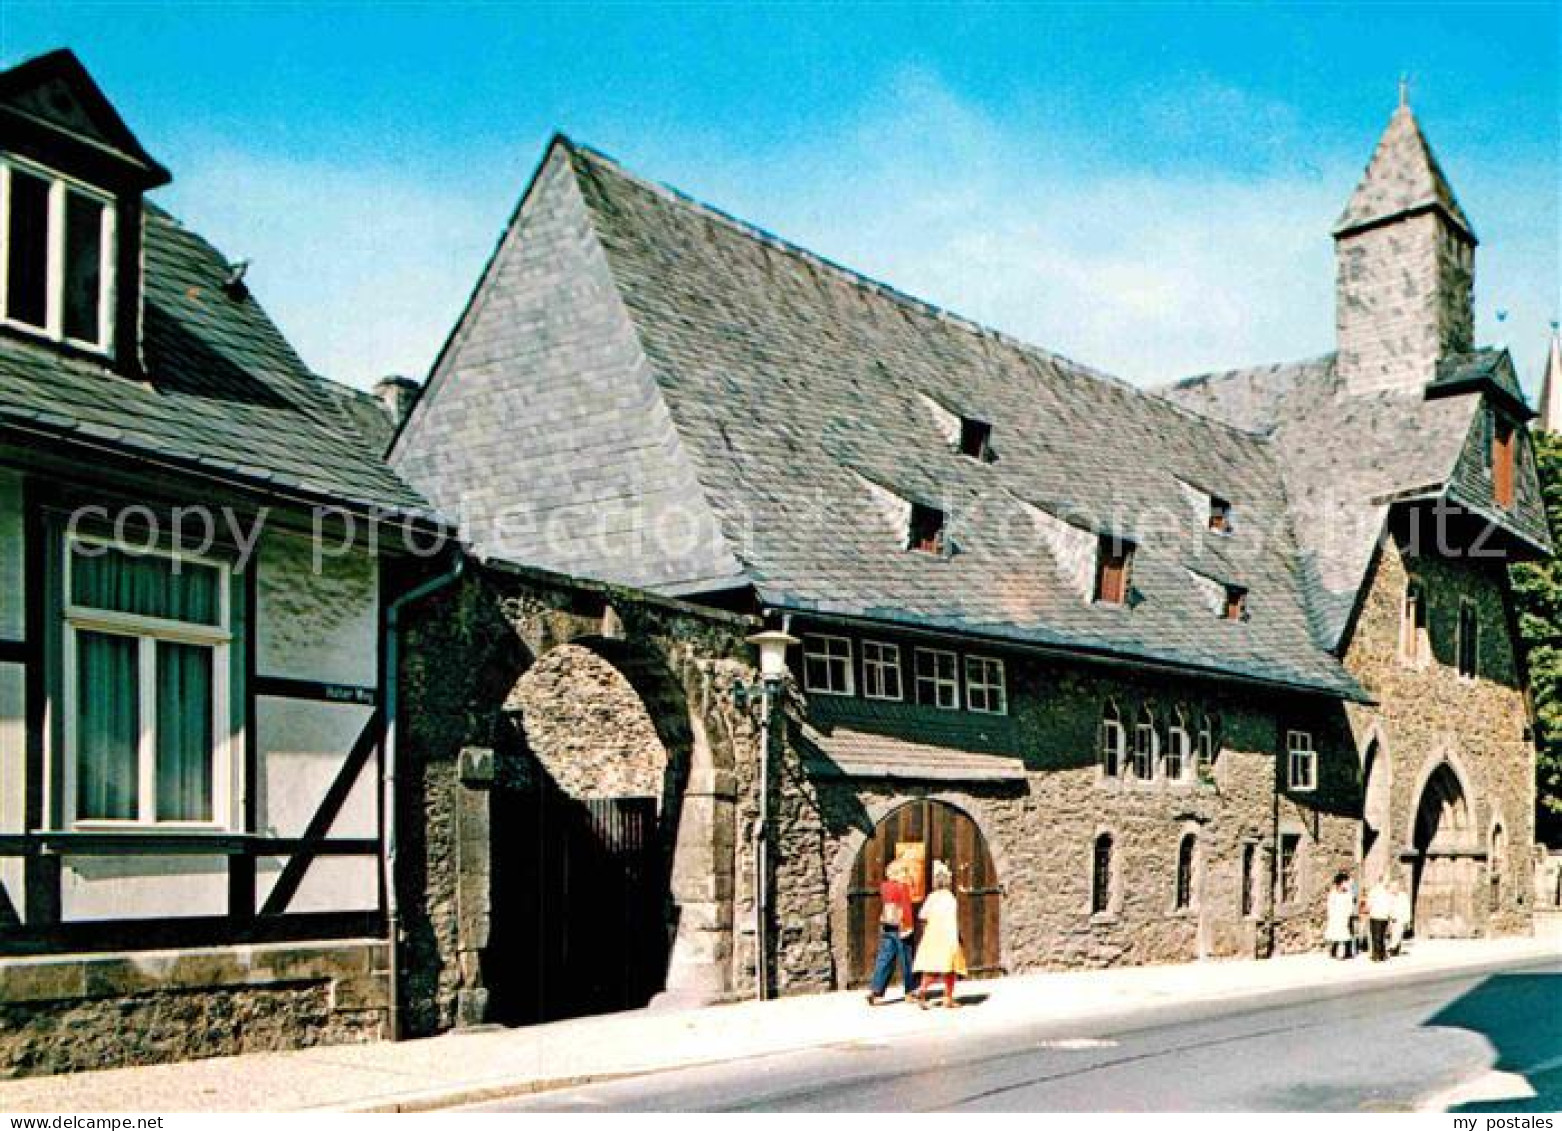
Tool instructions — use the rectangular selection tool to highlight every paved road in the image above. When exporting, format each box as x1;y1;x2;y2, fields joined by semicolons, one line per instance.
467;955;1560;1112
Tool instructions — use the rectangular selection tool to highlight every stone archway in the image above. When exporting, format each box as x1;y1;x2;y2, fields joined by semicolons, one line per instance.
1410;760;1478;938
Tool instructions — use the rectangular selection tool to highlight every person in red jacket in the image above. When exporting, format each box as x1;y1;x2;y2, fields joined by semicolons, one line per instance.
866;857;918;1005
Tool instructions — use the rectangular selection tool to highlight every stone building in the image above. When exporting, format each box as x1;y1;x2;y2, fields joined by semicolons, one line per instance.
0;51;451;1076
389;97;1549;1021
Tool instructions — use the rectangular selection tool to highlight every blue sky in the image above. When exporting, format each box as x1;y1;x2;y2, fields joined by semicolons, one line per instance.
3;3;1557;392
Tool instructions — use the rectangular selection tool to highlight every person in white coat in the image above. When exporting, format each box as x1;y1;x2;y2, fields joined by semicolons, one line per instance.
1387;875;1412;956
1325;873;1355;959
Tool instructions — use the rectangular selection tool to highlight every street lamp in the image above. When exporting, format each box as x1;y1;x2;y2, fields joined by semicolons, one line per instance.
741;628;796;1002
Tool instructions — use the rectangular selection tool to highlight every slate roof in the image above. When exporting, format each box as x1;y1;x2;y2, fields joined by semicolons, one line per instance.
796;696;1027;783
0;205;436;522
1335;104;1475;240
555;140;1364;698
1163;352;1550;648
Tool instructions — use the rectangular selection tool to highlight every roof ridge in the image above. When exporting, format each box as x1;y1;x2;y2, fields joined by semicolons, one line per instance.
562;137;1178;401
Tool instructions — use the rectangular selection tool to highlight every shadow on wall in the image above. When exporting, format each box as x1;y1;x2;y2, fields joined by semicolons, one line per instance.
1430;973;1562;1112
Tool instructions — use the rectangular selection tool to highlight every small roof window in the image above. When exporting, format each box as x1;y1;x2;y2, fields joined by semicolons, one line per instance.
1223;585;1248;622
1094;536;1135;605
1208;495;1233;534
908;503;947;555
958;417;993;462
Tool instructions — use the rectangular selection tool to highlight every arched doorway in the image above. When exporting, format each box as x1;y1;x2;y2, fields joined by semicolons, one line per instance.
1410;762;1477;938
845;800;1001;987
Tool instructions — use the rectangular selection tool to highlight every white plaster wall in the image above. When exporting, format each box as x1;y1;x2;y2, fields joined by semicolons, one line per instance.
256;698;376;839
0;468;23;641
256;854;378;914
256;534;378;687
61;855;227;921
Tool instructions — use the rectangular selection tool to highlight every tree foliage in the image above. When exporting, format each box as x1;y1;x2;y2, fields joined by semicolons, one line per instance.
1510;428;1562;845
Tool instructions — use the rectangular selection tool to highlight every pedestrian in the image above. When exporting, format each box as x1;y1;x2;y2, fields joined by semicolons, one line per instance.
865;857;918;1006
1387;875;1412;957
1350;869;1367;957
912;860;967;1009
1366;876;1393;961
1325;872;1355;959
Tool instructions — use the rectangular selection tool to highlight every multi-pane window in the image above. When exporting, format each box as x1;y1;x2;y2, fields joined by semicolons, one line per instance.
1400;580;1428;666
1196;714;1219;774
2;157;115;351
861;640;902;701
1286;729;1316;792
64;540;229;826
1278;833;1301;905
915;648;959;710
964;655;1006;714
1099;704;1125;778
1091;833;1114;915
1457;601;1479;680
1130;707;1156;780
1175;833;1196;910
1164;717;1191;783
802;635;853;696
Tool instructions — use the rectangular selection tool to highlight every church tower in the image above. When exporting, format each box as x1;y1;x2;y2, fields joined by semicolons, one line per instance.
1538;327;1562;434
1334;98;1477;396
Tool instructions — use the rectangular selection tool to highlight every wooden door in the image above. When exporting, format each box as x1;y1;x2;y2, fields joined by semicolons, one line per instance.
845;800;1002;987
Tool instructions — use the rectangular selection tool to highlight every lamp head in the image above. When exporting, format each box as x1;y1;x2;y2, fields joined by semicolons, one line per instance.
746;629;799;683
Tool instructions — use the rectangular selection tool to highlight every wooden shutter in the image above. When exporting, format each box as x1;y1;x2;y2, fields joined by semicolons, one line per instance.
1493;420;1515;508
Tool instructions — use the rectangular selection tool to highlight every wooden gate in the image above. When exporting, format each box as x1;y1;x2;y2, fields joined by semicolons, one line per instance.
845;800;1002;987
489;791;667;1025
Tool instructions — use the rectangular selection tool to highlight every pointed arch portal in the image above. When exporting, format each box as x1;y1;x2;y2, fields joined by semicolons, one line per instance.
1409;761;1479;938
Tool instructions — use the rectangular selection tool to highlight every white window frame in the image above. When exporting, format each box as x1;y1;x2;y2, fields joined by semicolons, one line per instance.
61;535;232;830
914;648;959;710
1196;715;1218;774
0;154;117;355
1130;712;1157;781
801;634;854;697
860;640;902;701
963;655;1007;715
1399;580;1428;667
1286;729;1316;792
1100;707;1126;778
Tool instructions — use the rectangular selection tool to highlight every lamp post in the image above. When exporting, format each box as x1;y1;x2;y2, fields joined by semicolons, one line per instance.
742;628;796;1001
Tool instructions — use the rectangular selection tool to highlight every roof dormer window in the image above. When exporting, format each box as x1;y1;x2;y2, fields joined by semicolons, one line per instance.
1094;536;1134;605
1222;584;1247;621
1208;495;1232;534
1;156;115;354
958;417;993;461
908;502;947;555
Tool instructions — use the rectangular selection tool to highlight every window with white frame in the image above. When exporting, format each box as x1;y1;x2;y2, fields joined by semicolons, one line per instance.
914;648;959;710
1399;580;1428;666
802;634;853;696
1164;714;1191;783
2;156;116;352
1130;707;1157;780
1196;713;1219;774
1099;702;1125;778
1286;729;1316;792
964;655;1006;714
861;640;902;701
64;539;230;826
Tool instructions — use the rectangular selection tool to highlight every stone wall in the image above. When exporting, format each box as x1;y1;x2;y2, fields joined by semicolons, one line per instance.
0;941;386;1079
1342;523;1537;936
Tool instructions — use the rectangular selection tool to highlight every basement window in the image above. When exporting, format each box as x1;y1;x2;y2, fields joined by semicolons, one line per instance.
908;503;947;555
1094;537;1134;605
958;417;993;461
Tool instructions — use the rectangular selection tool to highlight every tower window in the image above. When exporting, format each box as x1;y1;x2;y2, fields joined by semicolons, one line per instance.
1208;496;1232;534
908;503;946;555
958;417;993;461
1094;537;1134;605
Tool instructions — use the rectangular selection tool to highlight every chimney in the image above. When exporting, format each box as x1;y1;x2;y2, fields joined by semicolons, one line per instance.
1334;101;1476;396
373;374;421;426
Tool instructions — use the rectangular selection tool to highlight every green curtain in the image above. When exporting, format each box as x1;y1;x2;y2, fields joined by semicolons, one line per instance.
156;641;213;822
76;631;139;820
71;545;219;625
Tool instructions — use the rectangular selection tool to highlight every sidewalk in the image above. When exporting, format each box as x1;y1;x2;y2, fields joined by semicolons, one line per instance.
1;936;1555;1112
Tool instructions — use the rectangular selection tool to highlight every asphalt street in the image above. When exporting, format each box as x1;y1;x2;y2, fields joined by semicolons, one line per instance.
465;955;1561;1112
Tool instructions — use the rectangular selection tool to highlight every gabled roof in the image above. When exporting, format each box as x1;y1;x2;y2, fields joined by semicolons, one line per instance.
1334;104;1474;241
1163;353;1550;647
397;135;1364;699
0;49;170;187
0;205;436;523
1427;349;1531;419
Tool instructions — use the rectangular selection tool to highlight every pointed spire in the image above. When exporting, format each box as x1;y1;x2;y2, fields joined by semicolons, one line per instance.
1334;100;1475;242
1538;324;1562;434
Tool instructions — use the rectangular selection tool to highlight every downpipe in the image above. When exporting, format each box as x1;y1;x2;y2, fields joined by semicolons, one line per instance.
755;680;772;1001
382;549;466;1040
